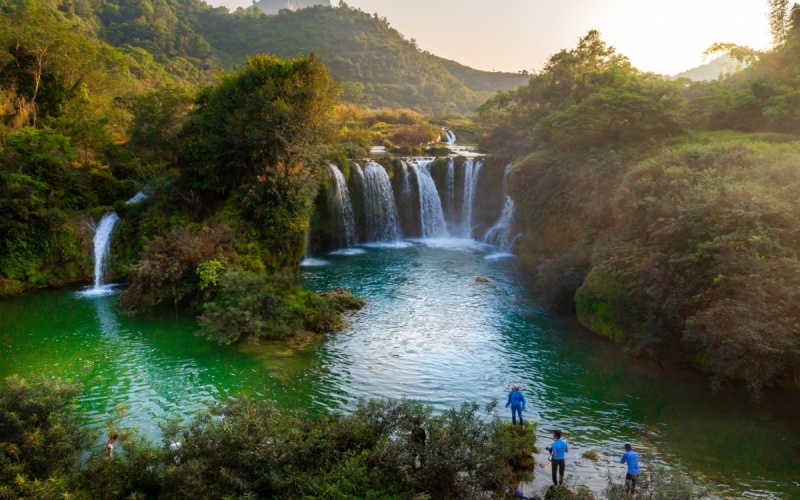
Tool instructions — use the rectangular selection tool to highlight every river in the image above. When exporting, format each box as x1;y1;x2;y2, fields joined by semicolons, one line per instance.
1;239;798;497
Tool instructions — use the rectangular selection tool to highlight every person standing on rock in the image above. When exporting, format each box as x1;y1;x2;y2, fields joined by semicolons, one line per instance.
549;429;568;486
505;383;526;429
621;443;640;496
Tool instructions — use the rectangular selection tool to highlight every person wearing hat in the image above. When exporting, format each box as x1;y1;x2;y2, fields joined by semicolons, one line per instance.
621;443;640;496
505;384;527;429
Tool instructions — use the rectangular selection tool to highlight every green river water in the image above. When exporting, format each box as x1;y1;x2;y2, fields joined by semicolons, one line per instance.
1;240;798;497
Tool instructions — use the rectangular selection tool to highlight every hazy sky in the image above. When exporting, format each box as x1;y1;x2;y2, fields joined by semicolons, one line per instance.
209;0;773;75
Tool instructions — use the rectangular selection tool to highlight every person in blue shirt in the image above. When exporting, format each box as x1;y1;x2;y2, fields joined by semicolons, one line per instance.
505;384;526;429
548;429;568;486
621;443;640;495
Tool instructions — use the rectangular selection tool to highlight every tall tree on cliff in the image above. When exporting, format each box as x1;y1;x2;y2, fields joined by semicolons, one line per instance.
178;53;338;266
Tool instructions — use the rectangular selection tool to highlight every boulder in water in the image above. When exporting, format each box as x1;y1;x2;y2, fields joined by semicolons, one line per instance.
581;449;601;461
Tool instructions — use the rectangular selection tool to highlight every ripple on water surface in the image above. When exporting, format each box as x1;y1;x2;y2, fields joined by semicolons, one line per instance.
1;244;799;497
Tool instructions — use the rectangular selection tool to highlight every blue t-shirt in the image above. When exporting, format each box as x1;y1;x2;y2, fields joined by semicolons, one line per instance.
621;450;640;475
551;438;568;460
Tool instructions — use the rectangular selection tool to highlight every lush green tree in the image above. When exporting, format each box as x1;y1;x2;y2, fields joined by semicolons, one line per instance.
0;4;130;127
50;84;114;165
479;31;684;154
768;0;793;45
0;376;89;499
576;136;800;396
126;85;195;167
177;53;337;266
179;53;337;197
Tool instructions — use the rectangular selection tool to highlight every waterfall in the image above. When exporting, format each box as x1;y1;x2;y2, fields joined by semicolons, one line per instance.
484;163;518;252
91;212;119;290
460;159;483;238
79;191;147;296
328;164;357;247
126;191;148;205
301;225;329;266
360;161;401;242
446;158;455;230
401;161;412;197
412;159;448;238
444;129;456;145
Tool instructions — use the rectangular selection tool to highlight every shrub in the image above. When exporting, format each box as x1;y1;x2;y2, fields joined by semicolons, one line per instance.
603;466;706;500
0;376;89;499
117;224;238;314
197;269;363;344
160;398;537;499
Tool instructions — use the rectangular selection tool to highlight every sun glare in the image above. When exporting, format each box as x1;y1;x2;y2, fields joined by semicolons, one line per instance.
337;0;773;75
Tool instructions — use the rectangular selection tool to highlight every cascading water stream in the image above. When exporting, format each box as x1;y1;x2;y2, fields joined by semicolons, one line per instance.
444;129;456;145
446;158;455;230
301;226;330;266
412;159;448;238
483;162;518;253
328;164;357;247
460;159;483;239
401;161;412;198
80;191;148;296
360;161;401;242
91;212;119;290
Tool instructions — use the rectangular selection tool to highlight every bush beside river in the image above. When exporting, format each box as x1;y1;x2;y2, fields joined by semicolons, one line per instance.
0;377;537;499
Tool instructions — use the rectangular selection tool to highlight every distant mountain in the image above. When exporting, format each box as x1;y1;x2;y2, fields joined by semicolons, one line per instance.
673;56;745;81
252;0;331;15
198;5;485;112
28;0;525;113
433;57;530;93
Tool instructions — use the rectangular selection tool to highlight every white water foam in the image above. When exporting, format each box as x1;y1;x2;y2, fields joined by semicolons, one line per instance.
412;237;490;252
359;241;414;250
76;284;120;298
300;258;330;267
484;252;516;261
328;248;368;256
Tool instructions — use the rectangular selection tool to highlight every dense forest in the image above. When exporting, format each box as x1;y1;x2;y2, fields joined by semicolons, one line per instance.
479;8;800;397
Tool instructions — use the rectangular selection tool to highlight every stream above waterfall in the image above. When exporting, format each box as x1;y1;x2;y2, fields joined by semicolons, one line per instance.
1;240;798;497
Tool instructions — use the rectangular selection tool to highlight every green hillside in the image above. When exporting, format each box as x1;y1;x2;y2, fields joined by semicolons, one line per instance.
433;56;530;92
478;26;800;396
5;0;526;113
193;5;480;113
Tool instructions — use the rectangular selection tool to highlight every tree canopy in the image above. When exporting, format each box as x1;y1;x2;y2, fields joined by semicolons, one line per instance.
479;27;800;397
